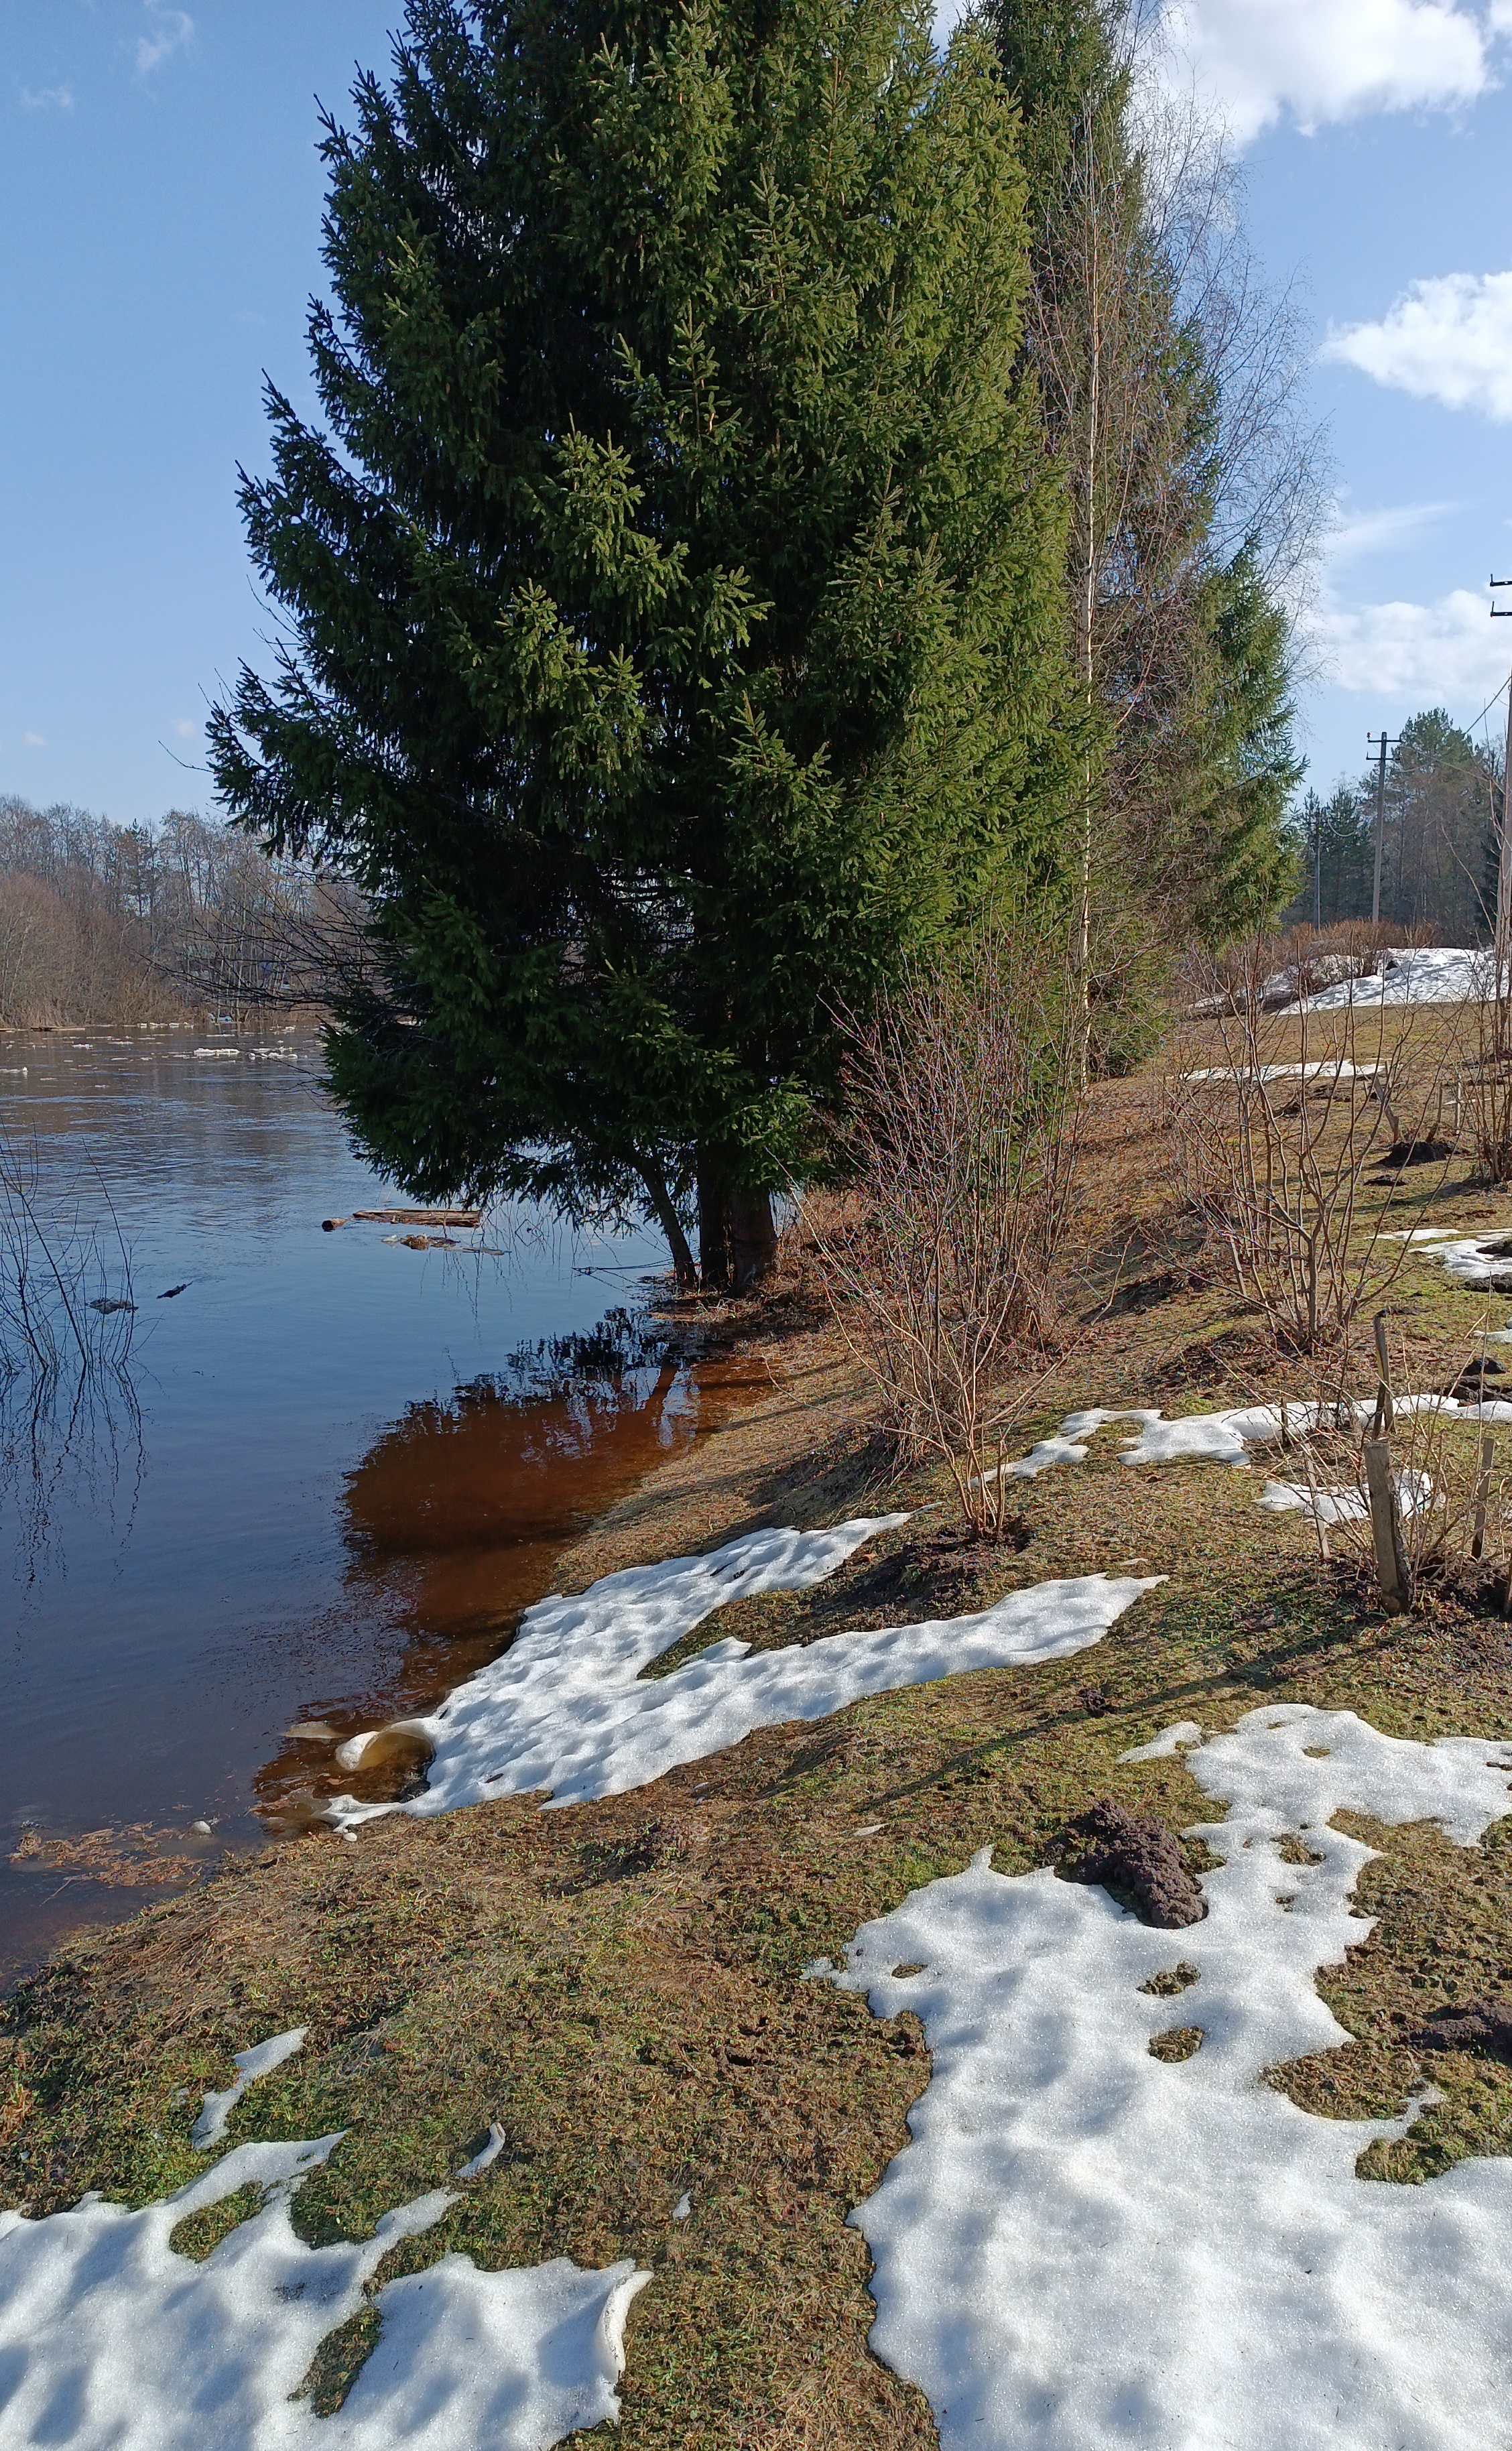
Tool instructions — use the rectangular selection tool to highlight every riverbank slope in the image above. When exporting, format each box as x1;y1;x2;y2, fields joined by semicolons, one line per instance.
9;1061;1512;2446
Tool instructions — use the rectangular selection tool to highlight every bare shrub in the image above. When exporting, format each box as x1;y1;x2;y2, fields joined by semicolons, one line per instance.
1455;945;1512;1184
813;916;1084;1537
1282;1322;1512;1614
1171;942;1454;1353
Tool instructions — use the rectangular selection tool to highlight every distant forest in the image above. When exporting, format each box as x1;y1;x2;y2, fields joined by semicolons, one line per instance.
4;702;1499;1038
1282;709;1502;942
0;797;357;1028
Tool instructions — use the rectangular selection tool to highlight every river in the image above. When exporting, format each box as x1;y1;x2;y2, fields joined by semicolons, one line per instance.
0;1027;744;1983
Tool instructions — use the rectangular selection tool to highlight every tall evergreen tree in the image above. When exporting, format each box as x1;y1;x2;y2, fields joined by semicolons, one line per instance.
208;0;1076;1285
987;0;1313;987
1364;710;1495;941
1279;783;1373;928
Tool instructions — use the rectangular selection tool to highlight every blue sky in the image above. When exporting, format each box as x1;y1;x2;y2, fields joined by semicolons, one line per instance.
2;0;1511;826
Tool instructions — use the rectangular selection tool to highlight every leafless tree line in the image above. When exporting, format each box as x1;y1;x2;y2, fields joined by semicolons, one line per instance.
0;796;365;1028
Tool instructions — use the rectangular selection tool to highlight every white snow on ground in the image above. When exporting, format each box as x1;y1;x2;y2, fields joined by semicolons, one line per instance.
1003;1402;1321;1481
326;1522;1163;1832
1003;1396;1512;1493
1289;945;1490;1011
1259;1466;1434;1526
827;1704;1512;2451
1117;1719;1203;1761
1180;1061;1386;1084
456;2123;508;2178
0;2129;647;2450
192;2028;306;2150
1387;1222;1512;1293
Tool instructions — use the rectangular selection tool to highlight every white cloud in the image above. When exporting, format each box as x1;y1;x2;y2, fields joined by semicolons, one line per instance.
1323;270;1512;418
1326;500;1457;564
1310;584;1511;698
1149;0;1493;145
171;716;198;739
136;3;193;77
21;86;74;111
22;733;46;749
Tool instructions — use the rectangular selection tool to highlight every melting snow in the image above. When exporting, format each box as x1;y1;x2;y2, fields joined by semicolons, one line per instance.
1002;1403;1323;1481
326;1523;1163;1833
1388;1223;1512;1294
1180;1060;1387;1084
1259;1466;1434;1526
1003;1396;1512;1495
0;2129;647;2450
456;2124;508;2178
192;2028;306;2151
827;1704;1512;2450
1287;945;1490;1011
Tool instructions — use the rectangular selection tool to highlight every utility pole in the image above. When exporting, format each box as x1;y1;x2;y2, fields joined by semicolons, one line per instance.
1490;577;1512;966
1367;732;1395;925
1314;796;1322;928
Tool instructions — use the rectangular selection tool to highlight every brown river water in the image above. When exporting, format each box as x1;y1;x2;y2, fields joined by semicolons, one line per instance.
0;1029;756;1984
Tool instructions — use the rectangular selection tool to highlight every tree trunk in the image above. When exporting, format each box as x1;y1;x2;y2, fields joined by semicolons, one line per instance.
698;1159;731;1292
730;1189;777;1292
636;1161;698;1291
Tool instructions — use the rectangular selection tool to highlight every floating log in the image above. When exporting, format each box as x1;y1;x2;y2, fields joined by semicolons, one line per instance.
350;1206;483;1227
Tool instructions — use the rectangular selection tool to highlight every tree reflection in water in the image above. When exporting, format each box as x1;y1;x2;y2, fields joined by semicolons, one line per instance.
1;1132;143;1589
254;1313;764;1822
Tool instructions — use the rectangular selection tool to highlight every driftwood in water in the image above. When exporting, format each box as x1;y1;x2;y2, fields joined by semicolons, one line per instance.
349;1206;483;1228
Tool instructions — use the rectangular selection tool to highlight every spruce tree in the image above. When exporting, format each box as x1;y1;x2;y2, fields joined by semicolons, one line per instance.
208;0;1075;1285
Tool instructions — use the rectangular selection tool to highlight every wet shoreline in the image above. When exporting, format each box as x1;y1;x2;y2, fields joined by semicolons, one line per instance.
1;1028;764;1986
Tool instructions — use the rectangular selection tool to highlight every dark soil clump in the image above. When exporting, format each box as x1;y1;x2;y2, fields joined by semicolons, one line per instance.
1054;1800;1207;1928
1410;1999;1512;2058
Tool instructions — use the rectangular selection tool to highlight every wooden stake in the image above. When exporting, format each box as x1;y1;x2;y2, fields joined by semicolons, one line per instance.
1473;1431;1495;1562
1372;1311;1395;1440
1363;1438;1409;1614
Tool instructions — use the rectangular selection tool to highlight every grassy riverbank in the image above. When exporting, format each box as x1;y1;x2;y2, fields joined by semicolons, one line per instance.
8;1062;1512;2444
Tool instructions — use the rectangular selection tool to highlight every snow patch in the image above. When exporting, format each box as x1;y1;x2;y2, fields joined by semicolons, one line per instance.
192;2028;306;2151
1001;1401;1322;1482
1117;1719;1204;1762
325;1523;1163;1833
0;2131;648;2450
827;1704;1512;2451
456;2123;507;2178
1180;1060;1387;1084
1258;1465;1434;1525
1004;1395;1512;1496
1288;944;1490;1011
1389;1223;1512;1292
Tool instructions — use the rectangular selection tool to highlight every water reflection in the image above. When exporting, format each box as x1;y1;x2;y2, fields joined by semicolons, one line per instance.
3;1029;718;1985
1;1126;145;1591
254;1322;764;1820
2;1359;144;1596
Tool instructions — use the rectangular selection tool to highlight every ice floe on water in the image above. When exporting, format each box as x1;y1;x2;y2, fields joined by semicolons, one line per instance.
0;2119;647;2451
827;1704;1512;2451
327;1522;1163;1831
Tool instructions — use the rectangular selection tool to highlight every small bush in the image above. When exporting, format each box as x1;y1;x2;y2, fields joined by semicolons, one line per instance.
813;913;1084;1537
